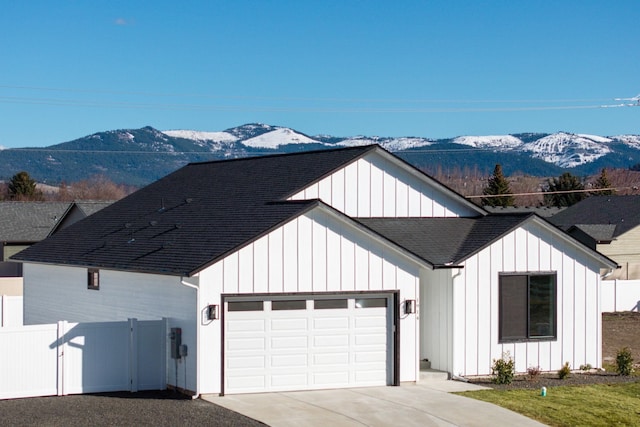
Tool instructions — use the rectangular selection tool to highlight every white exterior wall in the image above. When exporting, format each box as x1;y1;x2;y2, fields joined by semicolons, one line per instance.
447;221;603;377
198;207;423;395
420;268;455;374
288;153;478;218
23;264;197;392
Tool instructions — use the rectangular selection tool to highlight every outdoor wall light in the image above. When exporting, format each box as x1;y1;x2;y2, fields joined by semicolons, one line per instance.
207;304;219;320
404;299;416;314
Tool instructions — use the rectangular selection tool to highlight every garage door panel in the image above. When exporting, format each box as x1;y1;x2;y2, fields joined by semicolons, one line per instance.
313;352;350;365
313;333;349;348
227;355;266;369
226;318;265;332
312;371;349;385
271;354;308;367
271;318;308;331
313;316;349;329
224;294;393;394
226;337;265;351
271;336;307;349
271;373;308;388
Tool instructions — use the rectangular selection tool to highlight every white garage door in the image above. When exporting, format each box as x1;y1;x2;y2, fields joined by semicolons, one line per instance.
224;294;394;394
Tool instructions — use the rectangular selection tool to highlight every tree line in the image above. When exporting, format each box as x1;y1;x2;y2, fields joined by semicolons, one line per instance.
481;165;615;208
2;171;135;201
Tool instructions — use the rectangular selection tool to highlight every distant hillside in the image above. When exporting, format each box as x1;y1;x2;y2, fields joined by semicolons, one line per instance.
0;124;639;186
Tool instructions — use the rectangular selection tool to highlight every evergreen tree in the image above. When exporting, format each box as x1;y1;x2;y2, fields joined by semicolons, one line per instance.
543;172;586;207
8;171;42;200
481;164;514;207
592;168;614;196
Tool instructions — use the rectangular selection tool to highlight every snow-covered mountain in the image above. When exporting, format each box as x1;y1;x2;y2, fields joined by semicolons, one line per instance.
161;125;638;170
2;123;640;186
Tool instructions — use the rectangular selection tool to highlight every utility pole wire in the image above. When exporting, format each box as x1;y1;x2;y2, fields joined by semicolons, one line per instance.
465;187;634;199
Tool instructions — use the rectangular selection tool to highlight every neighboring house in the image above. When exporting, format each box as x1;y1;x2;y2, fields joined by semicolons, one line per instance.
550;195;640;280
14;146;616;396
0;201;112;296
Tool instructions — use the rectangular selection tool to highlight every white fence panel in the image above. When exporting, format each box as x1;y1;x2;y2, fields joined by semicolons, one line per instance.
0;324;58;399
601;280;640;312
136;319;167;391
0;318;166;400
1;295;23;327
61;321;131;394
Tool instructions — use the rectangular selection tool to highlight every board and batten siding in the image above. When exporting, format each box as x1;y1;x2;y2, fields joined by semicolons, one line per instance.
22;264;197;392
444;221;602;377
288;153;478;218
197;206;423;395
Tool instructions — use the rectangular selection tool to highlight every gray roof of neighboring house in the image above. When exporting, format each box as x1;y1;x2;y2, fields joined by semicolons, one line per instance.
484;205;565;218
0;202;70;242
357;214;534;267
549;195;640;238
570;224;618;243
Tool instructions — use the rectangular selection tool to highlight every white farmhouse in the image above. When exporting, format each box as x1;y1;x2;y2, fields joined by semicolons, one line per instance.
14;145;616;396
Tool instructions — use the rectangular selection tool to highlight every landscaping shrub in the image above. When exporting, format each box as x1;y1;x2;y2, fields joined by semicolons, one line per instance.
558;362;571;379
615;347;634;376
579;363;592;371
526;365;541;381
492;352;515;384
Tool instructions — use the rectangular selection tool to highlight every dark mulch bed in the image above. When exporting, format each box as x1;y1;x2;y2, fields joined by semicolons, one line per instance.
469;371;640;391
0;390;265;427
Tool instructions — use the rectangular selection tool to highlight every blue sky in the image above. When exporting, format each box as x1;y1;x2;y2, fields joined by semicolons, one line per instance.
1;1;638;148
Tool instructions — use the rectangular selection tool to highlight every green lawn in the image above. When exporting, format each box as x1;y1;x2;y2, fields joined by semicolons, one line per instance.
458;382;640;427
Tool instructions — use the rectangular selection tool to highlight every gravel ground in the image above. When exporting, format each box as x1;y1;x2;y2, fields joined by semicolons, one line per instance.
0;390;266;427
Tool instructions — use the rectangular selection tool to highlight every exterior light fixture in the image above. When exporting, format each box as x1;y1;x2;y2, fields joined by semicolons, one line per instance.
207;304;219;320
404;299;416;314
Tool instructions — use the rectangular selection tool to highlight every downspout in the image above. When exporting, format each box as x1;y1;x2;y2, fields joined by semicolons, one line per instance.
180;276;200;399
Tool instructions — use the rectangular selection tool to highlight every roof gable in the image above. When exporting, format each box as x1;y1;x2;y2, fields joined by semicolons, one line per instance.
359;214;617;269
289;146;486;218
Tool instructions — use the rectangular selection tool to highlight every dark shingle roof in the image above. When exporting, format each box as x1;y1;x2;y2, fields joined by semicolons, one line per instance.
13;146;378;276
549;195;640;238
0;202;70;242
358;214;533;266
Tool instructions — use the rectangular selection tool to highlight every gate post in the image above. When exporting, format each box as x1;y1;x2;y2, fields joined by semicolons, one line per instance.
56;320;67;396
129;318;138;392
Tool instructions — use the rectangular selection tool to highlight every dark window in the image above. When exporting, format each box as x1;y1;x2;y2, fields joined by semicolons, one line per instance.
355;298;387;308
88;268;99;290
314;299;348;309
499;273;556;342
272;300;307;310
228;301;264;312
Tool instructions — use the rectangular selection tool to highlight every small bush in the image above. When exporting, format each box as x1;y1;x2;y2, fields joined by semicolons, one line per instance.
579;363;592;371
616;347;634;376
558;362;571;379
492;352;515;384
527;365;541;381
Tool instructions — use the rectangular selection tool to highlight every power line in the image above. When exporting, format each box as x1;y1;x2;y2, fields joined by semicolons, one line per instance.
466;187;637;199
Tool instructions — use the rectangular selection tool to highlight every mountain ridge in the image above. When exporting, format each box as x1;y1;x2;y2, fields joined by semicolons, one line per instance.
1;123;639;186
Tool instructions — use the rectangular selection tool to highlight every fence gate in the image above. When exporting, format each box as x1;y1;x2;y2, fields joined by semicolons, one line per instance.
0;318;167;399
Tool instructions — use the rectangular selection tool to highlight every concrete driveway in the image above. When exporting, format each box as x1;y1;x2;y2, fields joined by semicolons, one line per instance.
203;380;545;427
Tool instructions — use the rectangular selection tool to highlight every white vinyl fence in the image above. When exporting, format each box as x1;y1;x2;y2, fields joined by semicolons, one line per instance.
602;279;640;312
0;318;166;399
0;295;23;327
